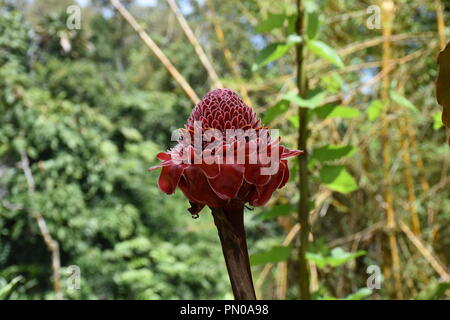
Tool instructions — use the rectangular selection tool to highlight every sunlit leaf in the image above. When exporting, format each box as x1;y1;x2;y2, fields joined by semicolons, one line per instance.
286;34;303;45
0;276;23;300
307;40;344;68
320;72;344;93
319;165;358;193
121;127;142;141
345;288;372;300
306;247;365;269
304;0;319;12
254;42;295;68
250;245;293;266
289;115;299;128
314;105;361;119
255;13;286;33
433;111;444;130
283;90;327;109
390;90;417;111
417;281;450;300
263;100;290;123
306;12;320;40
310;144;356;163
327;248;365;267
367;100;383;121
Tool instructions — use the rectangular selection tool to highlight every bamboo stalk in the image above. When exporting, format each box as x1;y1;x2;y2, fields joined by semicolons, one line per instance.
296;0;311;300
380;0;403;299
396;115;421;235
435;0;447;51
255;223;300;296
20;150;63;300
110;0;200;104
211;206;256;300
166;0;223;89
204;0;252;105
399;221;450;281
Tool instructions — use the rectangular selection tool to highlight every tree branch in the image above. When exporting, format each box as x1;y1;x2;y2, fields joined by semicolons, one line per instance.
19;150;63;300
110;0;200;104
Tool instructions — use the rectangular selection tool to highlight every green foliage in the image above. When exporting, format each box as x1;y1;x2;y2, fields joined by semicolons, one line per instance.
255;12;287;33
306;247;366;269
417;281;450;300
306;40;344;68
263;100;290;124
367;100;383;121
305;12;320;40
320;288;372;300
258;203;294;220
250;245;292;266
0;6;230;300
314;105;361;119
0;276;24;299
283;90;327;109
310;145;356;164
390;90;417;112
319;165;358;194
1;0;448;302
254;42;296;69
433;111;444;130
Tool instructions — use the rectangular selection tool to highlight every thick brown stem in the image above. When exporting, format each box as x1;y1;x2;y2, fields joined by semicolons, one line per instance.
211;206;256;300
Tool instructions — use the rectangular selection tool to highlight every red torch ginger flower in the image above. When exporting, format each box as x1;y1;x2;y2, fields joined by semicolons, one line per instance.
149;89;303;215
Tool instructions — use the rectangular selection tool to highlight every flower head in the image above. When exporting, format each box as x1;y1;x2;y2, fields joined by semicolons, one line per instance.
149;89;302;215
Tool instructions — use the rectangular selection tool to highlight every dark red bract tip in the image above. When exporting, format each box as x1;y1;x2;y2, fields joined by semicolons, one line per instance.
187;88;261;132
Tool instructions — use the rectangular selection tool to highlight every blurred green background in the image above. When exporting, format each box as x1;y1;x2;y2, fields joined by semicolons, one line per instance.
0;0;449;300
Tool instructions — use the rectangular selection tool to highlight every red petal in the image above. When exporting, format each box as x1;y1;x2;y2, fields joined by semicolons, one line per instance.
157;152;171;161
281;147;303;159
278;161;289;189
207;164;244;200
157;164;185;194
196;153;221;178
178;166;226;207
250;163;285;206
244;164;271;186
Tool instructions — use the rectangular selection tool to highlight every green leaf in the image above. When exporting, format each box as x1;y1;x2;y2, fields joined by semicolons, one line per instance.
255;13;287;33
289;115;299;128
304;0;319;12
121;127;142;141
263;100;290;123
286;34;303;45
367;100;383;121
319;165;358;193
283;90;327;109
306;247;366;269
327;247;366;267
320;72;344;93
286;15;297;34
259;203;294;220
306;12;320;40
345;288;372;300
417;281;450;300
0;276;23;299
433;111;444;130
390;90;417;111
254;42;295;68
307;40;344;68
305;252;328;268
310;144;356;163
250;245;292;266
314;105;361;119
